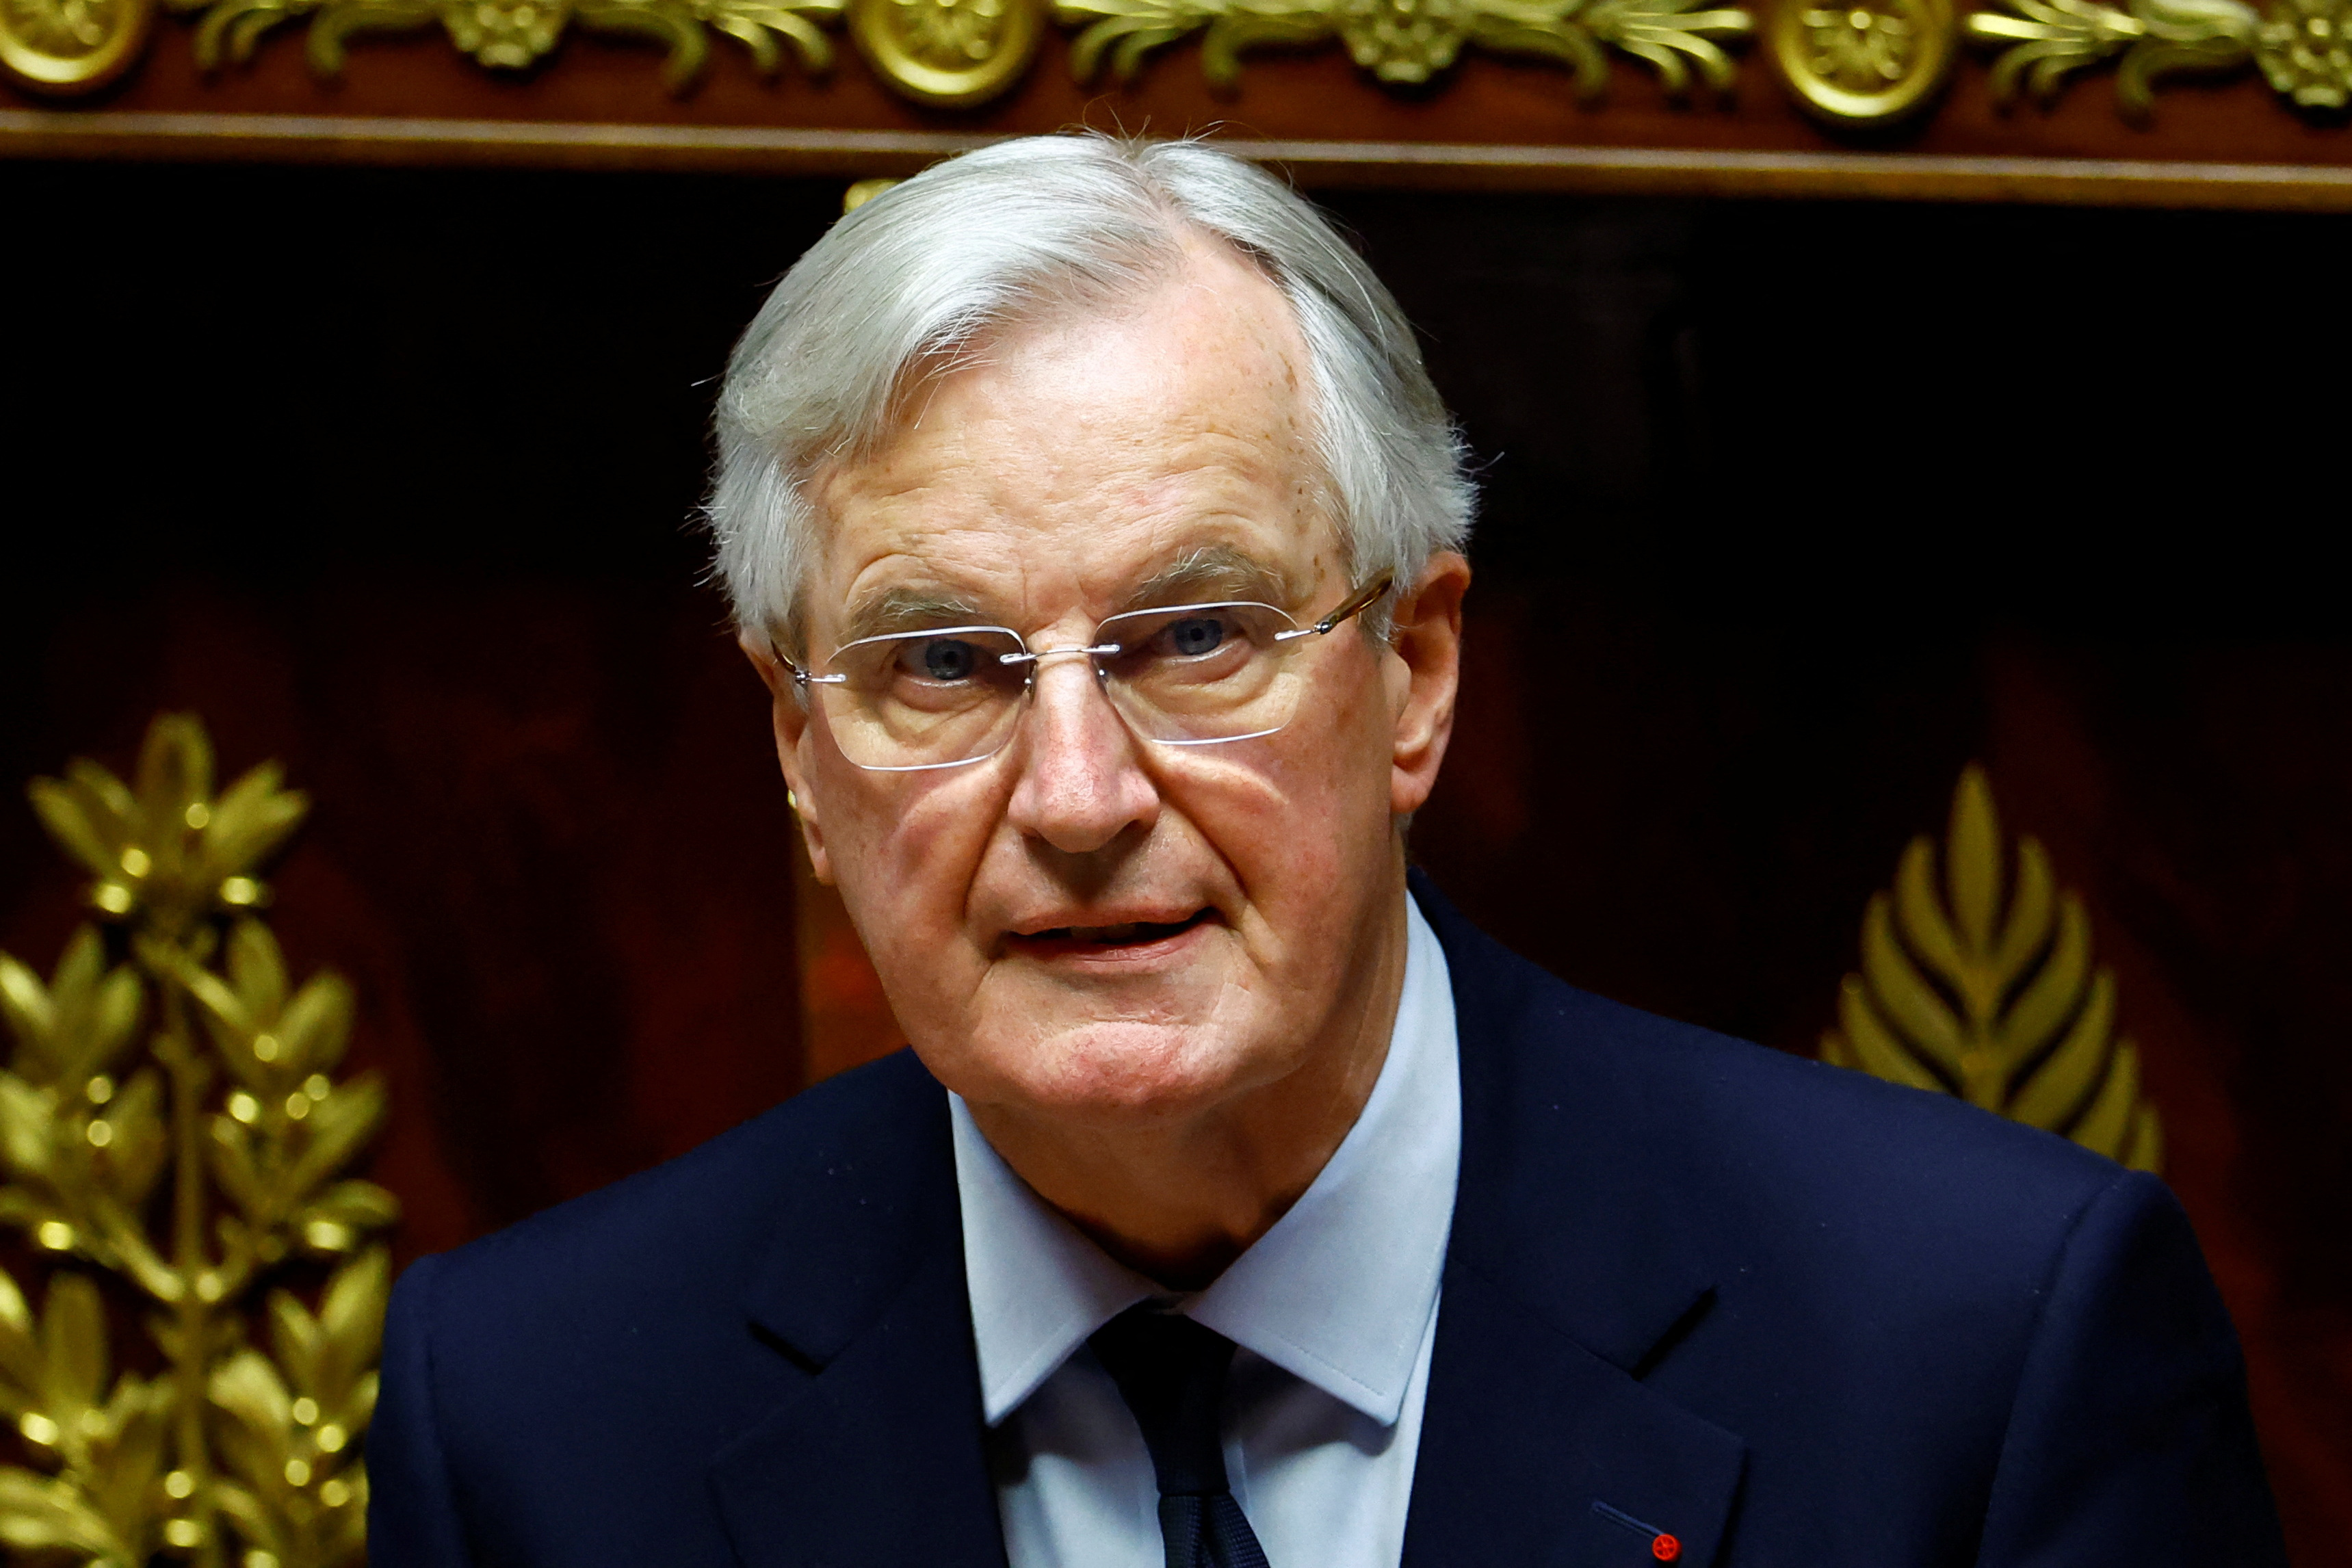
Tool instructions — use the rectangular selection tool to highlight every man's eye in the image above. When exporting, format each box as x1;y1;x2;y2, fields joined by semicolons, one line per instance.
904;639;982;681
1160;616;1230;658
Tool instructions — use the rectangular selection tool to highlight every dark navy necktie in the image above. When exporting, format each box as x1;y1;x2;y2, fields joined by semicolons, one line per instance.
1088;1305;1272;1568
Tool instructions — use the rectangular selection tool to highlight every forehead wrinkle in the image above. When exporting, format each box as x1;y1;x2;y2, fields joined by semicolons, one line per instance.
838;443;1305;596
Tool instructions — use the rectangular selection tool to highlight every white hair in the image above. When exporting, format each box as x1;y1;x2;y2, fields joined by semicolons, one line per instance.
706;133;1474;657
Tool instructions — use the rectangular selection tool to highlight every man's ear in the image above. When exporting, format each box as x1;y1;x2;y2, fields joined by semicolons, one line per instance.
738;630;835;885
1385;551;1471;819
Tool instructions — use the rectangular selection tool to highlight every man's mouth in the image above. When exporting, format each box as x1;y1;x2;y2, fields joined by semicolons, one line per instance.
1009;909;1214;954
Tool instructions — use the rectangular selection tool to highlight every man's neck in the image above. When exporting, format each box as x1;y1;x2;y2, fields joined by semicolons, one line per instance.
966;887;1413;1291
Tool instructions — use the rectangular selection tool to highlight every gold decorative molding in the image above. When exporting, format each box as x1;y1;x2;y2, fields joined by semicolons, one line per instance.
169;0;841;90
1772;0;1957;121
1822;764;2162;1172
849;0;1043;103
1966;0;2351;116
9;0;2351;132
1058;0;1753;98
0;714;395;1567
0;0;154;91
11;117;2352;210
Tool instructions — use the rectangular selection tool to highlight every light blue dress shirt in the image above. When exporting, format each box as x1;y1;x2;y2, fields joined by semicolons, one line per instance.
948;900;1462;1568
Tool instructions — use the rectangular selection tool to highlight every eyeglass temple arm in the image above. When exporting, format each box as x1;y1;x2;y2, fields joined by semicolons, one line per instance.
1276;575;1395;642
779;655;846;689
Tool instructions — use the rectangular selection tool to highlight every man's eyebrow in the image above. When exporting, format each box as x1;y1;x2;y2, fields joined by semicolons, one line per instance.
1116;548;1300;615
831;549;1298;649
835;585;993;647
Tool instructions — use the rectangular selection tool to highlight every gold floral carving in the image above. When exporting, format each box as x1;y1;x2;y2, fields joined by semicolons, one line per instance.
2256;0;2352;104
0;0;153;91
1965;0;2352;116
1058;0;1753;96
849;0;1043;104
1822;764;2162;1173
171;0;839;90
1772;0;1955;120
0;714;396;1567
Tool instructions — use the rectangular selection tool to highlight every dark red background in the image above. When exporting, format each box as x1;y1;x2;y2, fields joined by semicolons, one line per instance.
5;161;2348;1559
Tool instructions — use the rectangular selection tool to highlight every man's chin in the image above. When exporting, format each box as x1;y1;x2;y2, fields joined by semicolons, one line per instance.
966;1017;1276;1129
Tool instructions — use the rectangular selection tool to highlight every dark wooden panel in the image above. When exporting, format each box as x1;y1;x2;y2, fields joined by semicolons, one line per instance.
3;161;2346;1561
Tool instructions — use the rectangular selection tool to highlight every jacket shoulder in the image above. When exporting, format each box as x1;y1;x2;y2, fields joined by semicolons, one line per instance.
1561;974;2121;1213
406;1047;944;1343
1413;868;2129;1279
372;1049;956;1563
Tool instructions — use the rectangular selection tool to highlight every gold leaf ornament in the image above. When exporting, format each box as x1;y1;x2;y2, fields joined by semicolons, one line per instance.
170;0;840;92
1822;764;2162;1171
1963;0;2292;117
207;1253;382;1565
0;1268;172;1566
1058;0;1750;96
29;716;306;941
0;714;399;1568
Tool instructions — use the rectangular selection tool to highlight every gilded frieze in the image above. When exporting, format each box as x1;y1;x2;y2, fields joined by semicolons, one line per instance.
181;0;841;87
0;0;1766;112
3;0;2350;201
1058;0;1753;98
1965;0;2352;116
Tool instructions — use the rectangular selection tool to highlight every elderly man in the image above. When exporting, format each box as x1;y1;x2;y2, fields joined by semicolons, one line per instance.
370;136;2282;1567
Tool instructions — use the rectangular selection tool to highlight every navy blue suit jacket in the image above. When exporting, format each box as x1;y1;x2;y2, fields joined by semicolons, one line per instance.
369;874;2285;1566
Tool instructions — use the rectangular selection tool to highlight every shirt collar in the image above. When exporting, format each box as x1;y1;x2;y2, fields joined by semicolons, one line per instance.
952;898;1461;1428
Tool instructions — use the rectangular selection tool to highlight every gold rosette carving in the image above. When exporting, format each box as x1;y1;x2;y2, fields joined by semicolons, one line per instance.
1336;0;1474;79
1822;764;2163;1173
848;0;1044;105
2255;0;2352;103
0;0;153;92
0;714;398;1567
1772;0;1957;120
441;0;573;64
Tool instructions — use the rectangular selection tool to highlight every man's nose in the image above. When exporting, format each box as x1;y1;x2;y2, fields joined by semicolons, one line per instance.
1004;655;1160;854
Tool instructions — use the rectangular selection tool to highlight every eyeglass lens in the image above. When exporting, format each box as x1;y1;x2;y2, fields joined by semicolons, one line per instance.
813;602;1313;770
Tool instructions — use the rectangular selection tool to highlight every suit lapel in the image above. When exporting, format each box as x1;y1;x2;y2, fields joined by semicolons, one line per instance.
707;1055;1006;1568
1407;872;1749;1567
1404;1262;1744;1568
